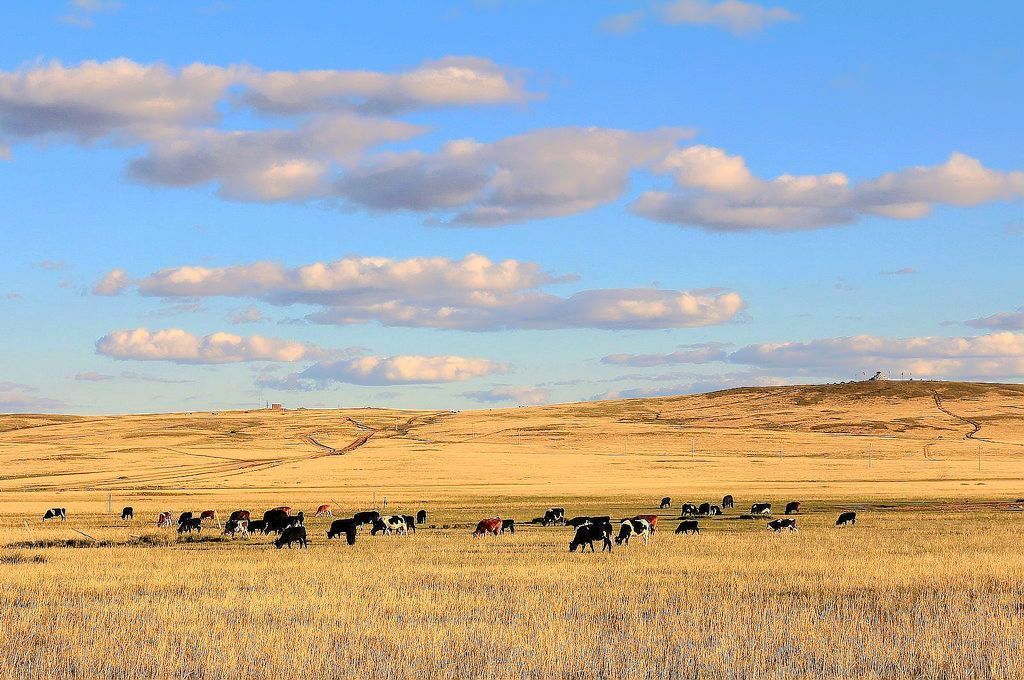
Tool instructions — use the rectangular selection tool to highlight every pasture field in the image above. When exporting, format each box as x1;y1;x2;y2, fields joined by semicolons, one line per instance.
1;380;1023;678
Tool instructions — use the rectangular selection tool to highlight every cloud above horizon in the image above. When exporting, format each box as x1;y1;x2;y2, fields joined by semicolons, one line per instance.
463;384;551;405
96;253;745;331
602;1;797;36
261;354;507;389
95;328;326;364
965;307;1024;331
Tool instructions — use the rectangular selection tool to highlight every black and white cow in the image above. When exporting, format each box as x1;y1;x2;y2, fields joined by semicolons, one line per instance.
371;515;408;536
327;518;357;545
785;501;801;515
275;526;308;549
679;503;699;517
615;518;652;545
767;518;797;532
751;503;772;516
177;517;202;534
121;506;134;520
698;502;712;516
569;523;612;552
566;515;610;529
675;520;700;535
500;519;516;534
223;519;249;537
353;511;381;529
541;507;566;526
722;495;734;510
660;497;672;509
416;509;427;525
835;512;857;527
42;507;66;522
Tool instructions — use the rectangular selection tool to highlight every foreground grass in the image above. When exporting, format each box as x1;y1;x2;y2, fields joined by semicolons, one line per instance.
0;505;1022;678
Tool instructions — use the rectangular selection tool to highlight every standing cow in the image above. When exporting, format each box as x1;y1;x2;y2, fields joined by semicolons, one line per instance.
121;506;134;520
785;501;801;515
836;512;857;527
473;517;502;537
223;519;249;537
156;511;173;527
768;518;797;532
416;509;427;525
751;503;772;516
315;504;333;517
660;497;671;509
675;520;700;535
275;526;308;549
327;518;358;545
569;524;613;552
353;511;381;529
42;508;66;522
402;515;417;533
722;495;734;510
228;510;250;523
615;518;652;545
541;508;565;526
500;519;516;534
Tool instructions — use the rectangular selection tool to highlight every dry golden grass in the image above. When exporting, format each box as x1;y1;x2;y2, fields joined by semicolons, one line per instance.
1;380;1023;678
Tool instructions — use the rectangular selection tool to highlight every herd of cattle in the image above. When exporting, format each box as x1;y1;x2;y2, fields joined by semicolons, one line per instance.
39;496;859;552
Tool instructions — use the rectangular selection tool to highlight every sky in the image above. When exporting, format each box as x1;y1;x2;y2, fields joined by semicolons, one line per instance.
0;0;1022;414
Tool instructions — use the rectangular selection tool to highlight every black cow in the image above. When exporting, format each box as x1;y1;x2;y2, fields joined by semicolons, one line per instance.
751;503;772;516
785;501;801;515
178;511;193;525
327;518;357;545
353;511;381;528
403;515;417;533
275;526;308;549
768;518;797;532
722;495;734;510
698;502;712;516
836;512;857;527
178;518;202;534
501;519;515;534
121;506;134;520
660;497;671;509
42;507;66;522
679;503;699;517
541;507;565;526
675;520;700;535
707;505;722;516
247;519;269;534
228;510;250;523
416;509;427;524
569;524;612;552
264;509;302;533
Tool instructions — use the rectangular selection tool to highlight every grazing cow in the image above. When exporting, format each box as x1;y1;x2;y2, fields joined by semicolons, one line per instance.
698;502;711;516
722;495;734;510
200;510;217;522
785;501;801;515
353;511;381;528
224;519;249;537
403;515;417;533
708;505;722;516
264;509;302;533
632;515;659;533
473;517;502;537
501;519;516;534
675;520;700;535
751;503;772;516
566;515;610;529
768;518;797;532
416;509;427;524
228;510;250;523
178;518;202;534
247;520;269;534
315;504;333;517
372;515;408;536
177;511;193;525
679;503;699;517
615;518;652;545
541;507;565;526
327;518;357;545
42;508;66;522
836;512;857;527
271;506;291;515
569;523;612;552
660;497;671;509
121;506;134;520
275;526;308;549
156;511;173;528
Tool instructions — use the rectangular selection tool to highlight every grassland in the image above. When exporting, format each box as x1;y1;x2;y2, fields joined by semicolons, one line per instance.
1;380;1023;678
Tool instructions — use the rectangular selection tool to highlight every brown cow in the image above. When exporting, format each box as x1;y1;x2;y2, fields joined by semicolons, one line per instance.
271;506;291;515
200;510;217;521
156;511;172;527
473;517;502;537
632;514;659;533
315;504;332;517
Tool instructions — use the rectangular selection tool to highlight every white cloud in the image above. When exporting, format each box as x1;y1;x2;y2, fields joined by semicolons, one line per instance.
966;308;1024;331
464;385;551;405
590;372;788;400
658;0;797;34
634;149;1024;232
300;354;507;386
602;342;731;366
92;268;131;295
0;381;67;413
228;307;265;324
95;328;325;364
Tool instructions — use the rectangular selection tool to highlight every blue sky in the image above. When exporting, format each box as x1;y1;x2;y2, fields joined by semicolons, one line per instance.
0;1;1022;414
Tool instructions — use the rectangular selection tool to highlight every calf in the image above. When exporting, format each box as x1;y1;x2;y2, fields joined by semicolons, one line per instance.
835;512;857;527
722;494;734;510
501;519;516;534
353;511;381;528
785;501;801;515
473;517;502;537
679;503;699;517
660;497;671;509
768;518;797;532
228;510;250;523
541;507;565;526
156;511;173;527
751;503;772;516
42;507;66;522
675;520;700;535
178;518;202;534
569;524;612;552
275;526;308;549
223;519;249;537
327;518;358;545
121;506;134;520
403;515;417;533
615;518;652;545
315;504;333;517
416;509;427;524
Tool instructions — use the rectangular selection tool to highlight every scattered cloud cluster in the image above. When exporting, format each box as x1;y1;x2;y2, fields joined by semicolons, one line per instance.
259;355;507;389
602;0;797;36
965;308;1024;331
463;384;551;405
602;342;731;366
0;381;67;412
95;328;325;364
96;253;745;330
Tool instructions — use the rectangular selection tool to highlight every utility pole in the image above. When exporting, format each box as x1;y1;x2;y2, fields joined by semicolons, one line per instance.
691;438;695;457
107;493;111;515
978;445;982;472
868;444;872;468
